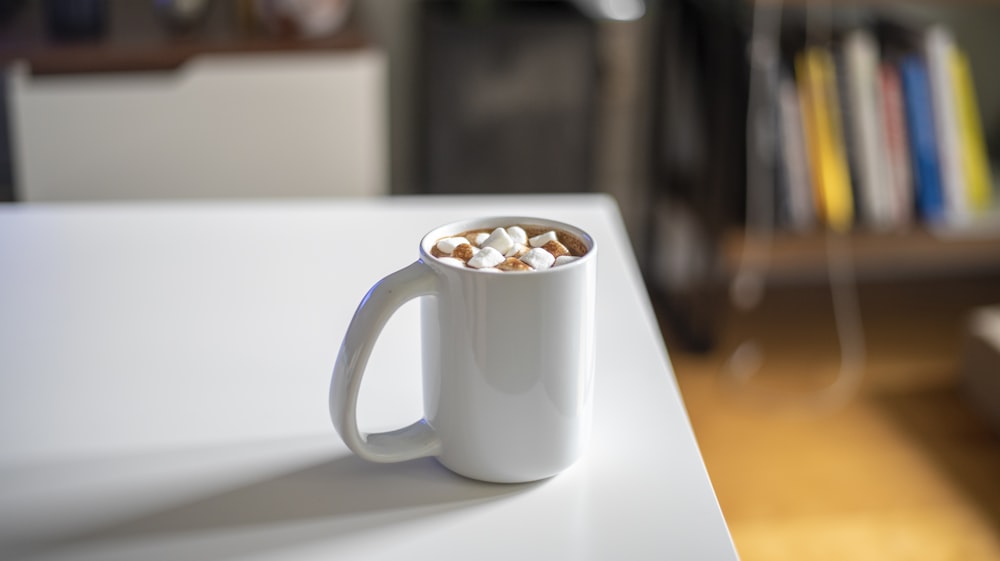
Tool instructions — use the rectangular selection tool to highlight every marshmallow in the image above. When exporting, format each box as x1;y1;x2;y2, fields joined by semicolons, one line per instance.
507;226;528;245
520;248;555;270
505;243;529;258
434;226;588;272
529;230;559;248
437;257;467;268
497;257;532;272
541;240;570;258
436;237;471;255
452;243;476;262
467;246;505;269
481;227;514;255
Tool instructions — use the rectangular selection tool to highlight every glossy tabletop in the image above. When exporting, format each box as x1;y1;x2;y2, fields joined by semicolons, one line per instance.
0;194;738;561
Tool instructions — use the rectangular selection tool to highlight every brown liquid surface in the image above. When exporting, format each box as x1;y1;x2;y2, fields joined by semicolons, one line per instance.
430;225;588;262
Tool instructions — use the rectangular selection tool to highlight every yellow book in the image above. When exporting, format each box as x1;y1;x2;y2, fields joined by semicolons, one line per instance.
796;48;854;231
950;48;994;212
795;53;824;223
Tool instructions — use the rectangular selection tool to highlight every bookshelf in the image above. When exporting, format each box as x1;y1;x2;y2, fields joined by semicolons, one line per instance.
645;0;1000;349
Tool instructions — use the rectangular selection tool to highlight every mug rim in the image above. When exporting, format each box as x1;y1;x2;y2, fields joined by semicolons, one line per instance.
418;216;596;274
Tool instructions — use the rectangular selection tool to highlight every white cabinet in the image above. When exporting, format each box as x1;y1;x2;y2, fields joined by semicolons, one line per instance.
7;49;387;200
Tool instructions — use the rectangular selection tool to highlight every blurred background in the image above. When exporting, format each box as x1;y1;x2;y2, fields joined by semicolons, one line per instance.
2;1;1000;559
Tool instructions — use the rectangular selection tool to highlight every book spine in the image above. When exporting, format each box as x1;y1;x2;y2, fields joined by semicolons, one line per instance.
796;52;825;224
925;26;970;225
950;47;994;214
836;47;865;228
900;55;946;223
879;62;915;227
844;30;896;229
778;74;815;230
797;47;854;231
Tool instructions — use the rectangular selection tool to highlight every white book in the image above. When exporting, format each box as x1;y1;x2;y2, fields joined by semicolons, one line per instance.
843;29;896;229
778;75;815;230
926;25;970;226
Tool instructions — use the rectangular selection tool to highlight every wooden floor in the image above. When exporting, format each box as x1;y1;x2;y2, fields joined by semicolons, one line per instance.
659;274;1000;561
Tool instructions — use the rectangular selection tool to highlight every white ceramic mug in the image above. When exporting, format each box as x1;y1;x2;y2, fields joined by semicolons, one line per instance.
330;217;597;483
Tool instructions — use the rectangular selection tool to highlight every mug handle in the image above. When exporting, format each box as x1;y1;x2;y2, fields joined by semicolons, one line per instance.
329;260;442;462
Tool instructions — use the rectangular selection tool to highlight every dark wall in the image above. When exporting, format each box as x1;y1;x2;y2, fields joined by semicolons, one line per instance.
418;0;598;195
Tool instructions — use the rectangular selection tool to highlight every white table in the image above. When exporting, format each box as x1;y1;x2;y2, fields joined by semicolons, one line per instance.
0;195;738;561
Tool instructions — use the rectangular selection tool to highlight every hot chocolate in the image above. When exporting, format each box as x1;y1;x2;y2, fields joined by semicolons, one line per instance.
430;224;588;272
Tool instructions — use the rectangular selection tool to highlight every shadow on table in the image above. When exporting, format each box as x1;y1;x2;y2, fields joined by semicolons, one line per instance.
875;382;1000;533
19;453;535;560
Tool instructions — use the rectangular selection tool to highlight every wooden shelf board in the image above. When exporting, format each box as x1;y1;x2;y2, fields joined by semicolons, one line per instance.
722;227;1000;282
751;0;1000;6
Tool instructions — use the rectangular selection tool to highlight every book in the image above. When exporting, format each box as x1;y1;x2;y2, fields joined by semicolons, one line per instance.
843;29;897;230
835;46;864;227
925;26;970;225
796;47;854;231
949;47;994;214
879;62;915;227
777;73;815;230
796;52;823;225
900;55;945;223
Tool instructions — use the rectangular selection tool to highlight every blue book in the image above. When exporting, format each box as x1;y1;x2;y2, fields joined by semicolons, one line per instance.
900;56;945;223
